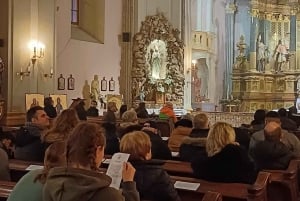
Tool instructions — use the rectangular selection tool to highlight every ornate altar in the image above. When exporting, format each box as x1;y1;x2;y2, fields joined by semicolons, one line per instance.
131;13;184;107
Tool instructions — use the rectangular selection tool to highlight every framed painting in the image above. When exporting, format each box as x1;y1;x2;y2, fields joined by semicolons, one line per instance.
107;94;122;110
101;77;107;91
25;93;45;111
67;74;75;90
50;94;67;115
58;74;65;90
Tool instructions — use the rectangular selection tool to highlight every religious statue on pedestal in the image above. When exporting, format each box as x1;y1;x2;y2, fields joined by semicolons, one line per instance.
256;34;266;73
273;40;288;73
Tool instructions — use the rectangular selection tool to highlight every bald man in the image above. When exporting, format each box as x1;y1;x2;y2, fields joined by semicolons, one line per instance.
251;122;295;170
249;111;300;158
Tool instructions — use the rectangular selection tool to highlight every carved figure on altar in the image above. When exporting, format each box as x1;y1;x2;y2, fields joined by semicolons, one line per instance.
139;86;145;102
256;34;266;73
147;39;167;80
273;40;288;73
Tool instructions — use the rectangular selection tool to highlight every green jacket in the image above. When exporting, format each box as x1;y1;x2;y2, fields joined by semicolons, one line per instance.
7;169;43;201
43;167;139;201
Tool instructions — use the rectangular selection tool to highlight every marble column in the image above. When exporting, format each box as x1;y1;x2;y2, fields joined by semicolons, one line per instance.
224;2;236;99
290;9;297;70
249;9;259;72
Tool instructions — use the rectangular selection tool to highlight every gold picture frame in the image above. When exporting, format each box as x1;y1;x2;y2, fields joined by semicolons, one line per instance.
50;94;68;115
25;93;45;111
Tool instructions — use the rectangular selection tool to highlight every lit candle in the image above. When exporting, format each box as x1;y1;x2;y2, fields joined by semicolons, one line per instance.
50;68;53;74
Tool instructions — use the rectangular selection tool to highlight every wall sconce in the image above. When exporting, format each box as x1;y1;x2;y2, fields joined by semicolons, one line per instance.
29;40;45;65
16;66;30;80
44;68;54;78
186;60;197;74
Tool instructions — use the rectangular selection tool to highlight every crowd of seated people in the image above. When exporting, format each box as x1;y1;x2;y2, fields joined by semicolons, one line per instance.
3;103;300;200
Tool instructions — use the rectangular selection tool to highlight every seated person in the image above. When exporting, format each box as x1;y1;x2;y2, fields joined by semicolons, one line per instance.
118;110;140;137
7;142;66;201
249;111;300;157
278;108;297;131
142;121;172;160
251;122;295;170
250;109;266;133
102;122;120;155
41;109;80;147
120;131;181;201
43;97;57;119
191;122;256;184
15;106;50;162
168;119;193;152
69;98;87;121
159;102;177;123
86;100;99;117
0;143;10;181
43;122;139;201
135;102;149;119
103;102;118;123
180;113;209;162
0;131;15;159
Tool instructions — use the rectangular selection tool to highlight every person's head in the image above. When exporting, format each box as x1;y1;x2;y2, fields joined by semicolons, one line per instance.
174;119;193;128
265;111;281;124
44;97;53;107
66;122;106;170
253;109;266;123
107;102;117;112
90;100;97;108
0;132;14;149
26;106;50;127
120;131;151;161
193;113;209;129
278;108;287;117
119;104;127;118
138;102;146;110
206;122;236;157
264;122;282;142
35;141;66;184
44;109;79;137
122;110;138;123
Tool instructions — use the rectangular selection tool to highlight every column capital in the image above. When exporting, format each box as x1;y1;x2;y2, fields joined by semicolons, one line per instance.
225;3;237;14
290;7;298;15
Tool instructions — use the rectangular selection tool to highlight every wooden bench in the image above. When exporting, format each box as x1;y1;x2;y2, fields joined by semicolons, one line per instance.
170;171;270;201
9;159;43;182
0;181;15;201
202;191;222;201
162;160;193;177
263;159;300;201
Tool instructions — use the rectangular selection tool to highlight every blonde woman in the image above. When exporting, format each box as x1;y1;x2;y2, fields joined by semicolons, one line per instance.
120;131;181;201
191;122;256;184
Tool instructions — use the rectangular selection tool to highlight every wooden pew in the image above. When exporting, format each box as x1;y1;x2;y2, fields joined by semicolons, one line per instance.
0;181;15;201
263;159;300;201
162;160;193;177
202;191;222;201
170;171;270;201
9;159;43;182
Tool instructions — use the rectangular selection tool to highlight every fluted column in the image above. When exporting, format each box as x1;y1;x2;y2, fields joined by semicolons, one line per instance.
120;0;136;106
224;2;236;99
249;9;259;72
290;8;297;70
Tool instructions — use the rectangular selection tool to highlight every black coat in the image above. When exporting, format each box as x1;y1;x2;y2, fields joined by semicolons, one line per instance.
44;105;57;118
252;140;295;170
86;107;99;117
191;144;256;184
179;137;207;162
131;160;181;201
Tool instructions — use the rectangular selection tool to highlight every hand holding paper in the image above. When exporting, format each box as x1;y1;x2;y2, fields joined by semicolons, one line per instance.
122;162;135;182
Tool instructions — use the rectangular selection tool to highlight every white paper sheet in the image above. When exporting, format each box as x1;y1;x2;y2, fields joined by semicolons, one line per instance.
106;152;130;189
25;165;44;171
102;159;111;164
171;152;179;157
174;181;200;191
161;137;169;141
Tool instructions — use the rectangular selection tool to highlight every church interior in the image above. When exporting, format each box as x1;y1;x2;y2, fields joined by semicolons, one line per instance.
0;0;300;125
1;1;300;201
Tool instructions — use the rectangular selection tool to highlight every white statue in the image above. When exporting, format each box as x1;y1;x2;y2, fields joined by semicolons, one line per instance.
257;34;266;73
151;46;161;79
273;40;288;73
91;75;100;101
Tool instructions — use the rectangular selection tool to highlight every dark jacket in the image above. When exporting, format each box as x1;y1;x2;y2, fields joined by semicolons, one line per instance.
43;167;139;201
136;108;149;119
189;128;209;138
104;110;117;123
280;117;297;131
191;144;256;184
131;160;181;201
143;129;172;160
102;123;120;155
86;107;99;117
15;123;45;162
179;137;207;162
252;140;295;170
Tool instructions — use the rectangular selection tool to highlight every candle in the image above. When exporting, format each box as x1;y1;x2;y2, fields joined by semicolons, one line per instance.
50;68;53;74
33;46;36;57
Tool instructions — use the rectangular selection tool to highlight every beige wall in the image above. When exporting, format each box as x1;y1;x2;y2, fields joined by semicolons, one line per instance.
9;0;55;112
56;0;122;106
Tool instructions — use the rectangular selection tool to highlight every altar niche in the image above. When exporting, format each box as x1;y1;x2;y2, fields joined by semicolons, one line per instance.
131;13;184;107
